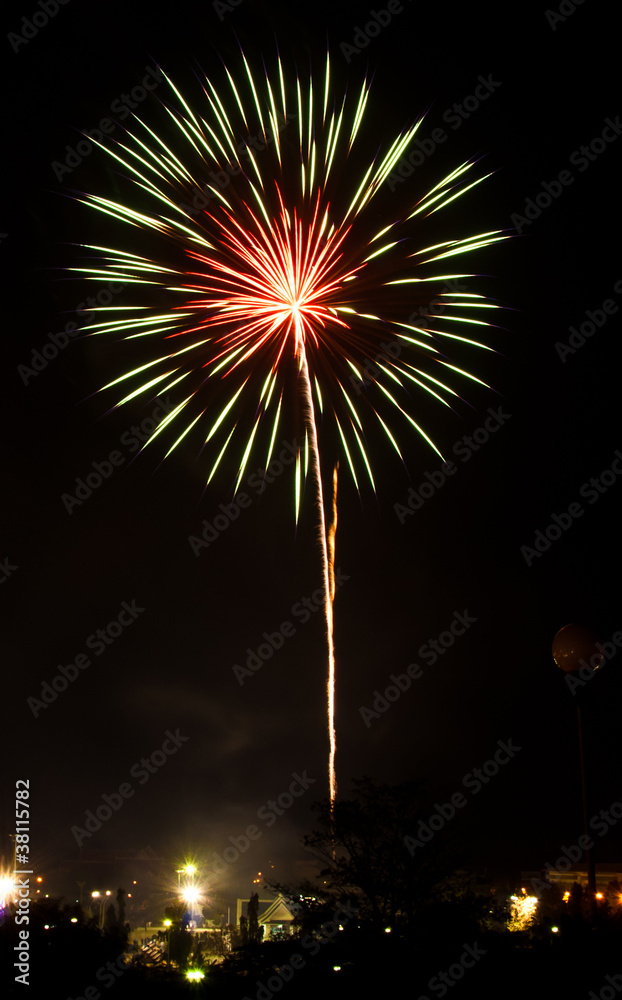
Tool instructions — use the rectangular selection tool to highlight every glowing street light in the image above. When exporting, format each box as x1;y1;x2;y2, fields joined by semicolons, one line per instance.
163;919;172;966
181;886;201;906
91;890;112;928
186;969;205;981
176;862;198;886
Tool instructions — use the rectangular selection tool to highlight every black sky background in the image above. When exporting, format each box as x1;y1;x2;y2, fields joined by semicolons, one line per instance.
2;0;621;916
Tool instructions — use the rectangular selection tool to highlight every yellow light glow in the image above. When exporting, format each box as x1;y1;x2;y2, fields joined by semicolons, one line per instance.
0;873;16;908
182;886;201;905
507;894;538;932
186;969;205;981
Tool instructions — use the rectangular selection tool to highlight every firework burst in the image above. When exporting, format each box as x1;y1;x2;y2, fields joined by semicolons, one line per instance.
72;49;508;804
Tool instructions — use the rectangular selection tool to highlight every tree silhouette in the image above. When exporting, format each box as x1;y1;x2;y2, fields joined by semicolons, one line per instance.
270;777;460;932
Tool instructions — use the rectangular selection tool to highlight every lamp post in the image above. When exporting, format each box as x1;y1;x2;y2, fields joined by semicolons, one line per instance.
552;623;603;914
91;890;112;929
163;919;171;966
176;864;197;887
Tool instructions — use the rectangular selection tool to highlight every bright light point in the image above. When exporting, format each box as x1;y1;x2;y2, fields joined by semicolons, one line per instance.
71;917;78;924
186;969;205;981
551;926;559;933
0;874;16;904
384;927;391;933
596;892;604;899
508;894;538;932
164;920;172;927
333;965;342;971
184;864;197;876
92;892;100;898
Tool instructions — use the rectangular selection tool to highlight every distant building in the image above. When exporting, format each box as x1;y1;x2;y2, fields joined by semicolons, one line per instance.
521;863;622;900
236;894;295;936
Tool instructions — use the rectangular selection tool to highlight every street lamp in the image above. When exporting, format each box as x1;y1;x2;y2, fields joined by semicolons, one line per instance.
176;863;197;886
91;890;112;929
552;623;603;913
163;919;171;966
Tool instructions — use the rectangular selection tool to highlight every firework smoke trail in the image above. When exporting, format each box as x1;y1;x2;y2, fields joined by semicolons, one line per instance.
327;462;338;807
71;49;509;804
297;341;337;805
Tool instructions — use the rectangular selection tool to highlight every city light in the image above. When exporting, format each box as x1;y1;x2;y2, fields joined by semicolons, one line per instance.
186;969;205;981
0;872;16;910
181;886;202;906
508;894;539;932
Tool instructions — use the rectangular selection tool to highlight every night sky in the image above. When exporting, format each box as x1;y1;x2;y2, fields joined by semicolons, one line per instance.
2;0;621;919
